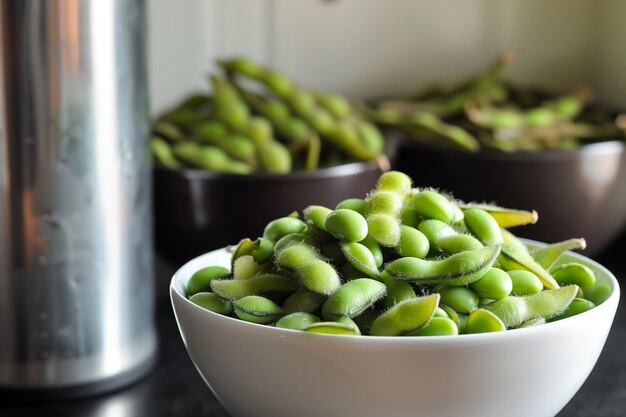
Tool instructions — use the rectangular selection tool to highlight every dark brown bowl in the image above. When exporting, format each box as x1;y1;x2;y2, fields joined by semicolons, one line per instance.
390;138;626;257
154;163;382;263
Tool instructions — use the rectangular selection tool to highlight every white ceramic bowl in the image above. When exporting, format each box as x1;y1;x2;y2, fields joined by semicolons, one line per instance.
170;242;620;417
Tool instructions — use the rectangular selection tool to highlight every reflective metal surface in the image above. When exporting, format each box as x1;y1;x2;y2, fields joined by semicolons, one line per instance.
0;0;156;391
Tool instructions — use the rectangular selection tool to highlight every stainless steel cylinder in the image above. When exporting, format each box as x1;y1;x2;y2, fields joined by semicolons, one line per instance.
0;0;156;396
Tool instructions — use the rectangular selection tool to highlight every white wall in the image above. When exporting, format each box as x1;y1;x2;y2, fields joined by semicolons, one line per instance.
148;0;626;114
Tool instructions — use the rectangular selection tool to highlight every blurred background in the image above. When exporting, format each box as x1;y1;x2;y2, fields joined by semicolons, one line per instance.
149;0;626;113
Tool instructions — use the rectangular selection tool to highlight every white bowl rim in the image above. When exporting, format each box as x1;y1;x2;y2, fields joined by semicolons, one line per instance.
170;238;621;344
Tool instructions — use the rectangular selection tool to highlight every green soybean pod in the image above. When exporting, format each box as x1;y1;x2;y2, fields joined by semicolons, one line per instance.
530;238;586;269
273;233;317;255
321;278;387;320
258;141;292;173
229;57;263;77
210;274;298;301
251;237;274;264
435;286;479;314
233;295;285;324
263;217;308;242
384;245;501;286
232;255;258;280
417;219;456;248
303;205;333;232
336;198;368;215
551;298;595;321
325;209;368;242
550;262;596;292
395;225;430;258
377;171;412;194
317;93;351;119
352;307;380;335
499;243;560;289
304;318;361;336
466;309;506;334
360;236;384;268
507;270;544;296
370;294;440;336
470;267;512;300
151;137;181;169
463;208;503;245
434;307;448;318
412;190;455;223
189;292;233;315
282;289;326;313
357;122;385;154
275;243;341;295
275;312;321;331
438;234;483;255
187;266;231;297
340;242;380;278
408;317;459;336
263;70;294;96
484;285;579;327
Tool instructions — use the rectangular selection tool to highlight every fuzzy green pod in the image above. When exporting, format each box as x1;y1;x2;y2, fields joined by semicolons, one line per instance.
434;286;479;314
395;225;430;259
325;209;368;242
412;190;455;223
463;208;503;246
508;270;544;296
321;278;387;320
370;294;440;336
275;243;341;295
340;242;380;278
210;274;298;301
550;262;596;292
187;266;231;297
233;295;286;324
276;312;321;331
466;309;506;333
408;317;459;336
263;217;308;242
189;292;233;316
484;285;579;327
385;245;501;286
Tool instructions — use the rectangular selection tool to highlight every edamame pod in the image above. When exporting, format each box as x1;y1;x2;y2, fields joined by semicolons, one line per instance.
463;208;503;245
379;272;416;308
395;225;430;259
189;292;234;315
282;289;326;313
336;198;368;215
304;318;361;336
321;278;386;320
275;243;341;295
530;238;586;269
412;190;455;223
151;137;181;169
325;209;368;242
276;312;321;331
499;243;560;289
187;266;231;296
232;255;259;280
466;309;506;333
303;205;333;232
263;217;308;242
417;219;456;249
385;245;501;286
459;203;538;228
408;317;458;336
233;295;286;324
210;274;298;301
550;298;595;321
340;242;380;278
366;171;410;247
484;285;579;327
438;234;483;255
550;262;596;292
370;294;440;336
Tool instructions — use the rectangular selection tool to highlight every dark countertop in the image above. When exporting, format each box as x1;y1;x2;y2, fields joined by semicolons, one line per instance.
2;235;626;417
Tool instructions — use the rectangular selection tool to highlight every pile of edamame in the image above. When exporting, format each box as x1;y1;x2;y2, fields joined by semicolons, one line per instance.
186;171;611;336
364;53;625;152
151;58;387;174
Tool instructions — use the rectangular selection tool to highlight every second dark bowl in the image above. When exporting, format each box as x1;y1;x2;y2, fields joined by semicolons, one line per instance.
154;162;382;263
390;138;626;257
